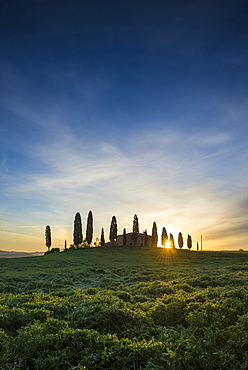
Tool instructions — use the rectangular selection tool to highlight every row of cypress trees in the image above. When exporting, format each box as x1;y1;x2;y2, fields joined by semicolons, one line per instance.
151;222;192;249
45;211;94;252
45;212;193;251
73;211;93;247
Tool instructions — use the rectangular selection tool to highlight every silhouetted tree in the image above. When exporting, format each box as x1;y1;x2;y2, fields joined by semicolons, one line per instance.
178;232;183;249
161;227;168;247
152;222;158;247
133;214;139;233
64;240;67;250
45;225;51;251
100;228;105;246
51;247;60;253
73;212;83;247
197;242;199;251
170;233;175;248
132;214;139;243
123;228;127;246
109;216;117;245
187;234;192;250
86;210;93;245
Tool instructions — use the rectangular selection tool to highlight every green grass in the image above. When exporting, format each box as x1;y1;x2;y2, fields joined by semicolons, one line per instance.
1;246;248;369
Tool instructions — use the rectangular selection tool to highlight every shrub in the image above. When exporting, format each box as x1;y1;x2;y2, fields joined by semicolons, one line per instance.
116;291;131;302
152;301;186;326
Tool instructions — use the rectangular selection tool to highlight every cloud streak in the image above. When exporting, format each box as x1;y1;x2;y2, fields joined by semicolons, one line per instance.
1;118;247;251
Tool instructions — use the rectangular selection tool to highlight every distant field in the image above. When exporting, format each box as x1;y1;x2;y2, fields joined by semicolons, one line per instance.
0;250;43;258
1;246;248;369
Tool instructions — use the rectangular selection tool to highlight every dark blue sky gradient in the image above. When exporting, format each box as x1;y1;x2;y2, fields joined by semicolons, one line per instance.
1;0;248;250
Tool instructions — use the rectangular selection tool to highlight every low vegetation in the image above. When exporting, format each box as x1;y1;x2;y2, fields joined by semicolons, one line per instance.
0;246;248;369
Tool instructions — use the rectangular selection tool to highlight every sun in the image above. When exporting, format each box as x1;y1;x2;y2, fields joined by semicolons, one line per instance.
158;241;171;248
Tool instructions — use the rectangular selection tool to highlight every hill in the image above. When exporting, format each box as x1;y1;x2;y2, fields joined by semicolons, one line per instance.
1;246;248;369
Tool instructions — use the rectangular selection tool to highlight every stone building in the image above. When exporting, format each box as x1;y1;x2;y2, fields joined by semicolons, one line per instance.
116;232;152;247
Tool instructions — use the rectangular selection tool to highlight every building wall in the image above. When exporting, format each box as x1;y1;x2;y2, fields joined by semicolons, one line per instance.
116;233;152;247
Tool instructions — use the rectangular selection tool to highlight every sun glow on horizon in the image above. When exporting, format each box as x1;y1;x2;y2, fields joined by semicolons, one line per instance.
158;241;172;248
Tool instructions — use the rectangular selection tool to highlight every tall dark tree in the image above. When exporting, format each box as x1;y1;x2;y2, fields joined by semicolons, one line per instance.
196;242;199;251
45;225;51;251
64;240;67;250
169;233;175;248
100;228;105;246
161;227;168;247
152;222;158;247
123;228;127;246
178;232;183;249
187;234;192;250
73;212;83;247
133;214;139;233
132;214;139;243
109;216;117;245
86;210;93;245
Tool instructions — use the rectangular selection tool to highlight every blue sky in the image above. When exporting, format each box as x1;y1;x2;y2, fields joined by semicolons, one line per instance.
1;0;247;251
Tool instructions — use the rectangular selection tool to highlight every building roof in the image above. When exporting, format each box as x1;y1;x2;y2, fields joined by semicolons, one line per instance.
117;232;151;237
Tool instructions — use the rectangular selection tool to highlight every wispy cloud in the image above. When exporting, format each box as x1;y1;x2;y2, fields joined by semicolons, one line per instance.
1;120;247;250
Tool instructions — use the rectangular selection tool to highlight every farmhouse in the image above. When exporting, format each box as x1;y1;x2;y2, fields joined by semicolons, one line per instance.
116;232;152;247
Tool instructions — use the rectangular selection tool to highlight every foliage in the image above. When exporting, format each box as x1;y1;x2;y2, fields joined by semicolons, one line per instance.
178;232;183;249
73;212;83;247
44;248;60;255
1;248;248;368
187;234;192;250
45;225;51;251
169;233;175;248
100;228;105;246
152;222;158;247
86;211;93;245
132;214;139;243
109;216;117;245
132;214;139;234
161;227;168;247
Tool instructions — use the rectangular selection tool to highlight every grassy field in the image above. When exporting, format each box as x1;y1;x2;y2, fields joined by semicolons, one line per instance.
1;246;248;369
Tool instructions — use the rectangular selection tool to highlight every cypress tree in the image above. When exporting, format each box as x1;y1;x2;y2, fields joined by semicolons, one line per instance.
64;240;67;250
109;216;117;245
133;214;139;233
152;222;158;247
86;210;93;245
161;227;168;247
132;214;139;243
187;234;192;250
45;225;51;251
170;233;175;248
73;212;83;247
100;228;105;246
113;216;117;242
123;228;127;246
178;232;183;249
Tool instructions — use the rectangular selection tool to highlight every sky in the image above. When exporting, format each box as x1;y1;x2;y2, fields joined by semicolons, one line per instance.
0;0;248;252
